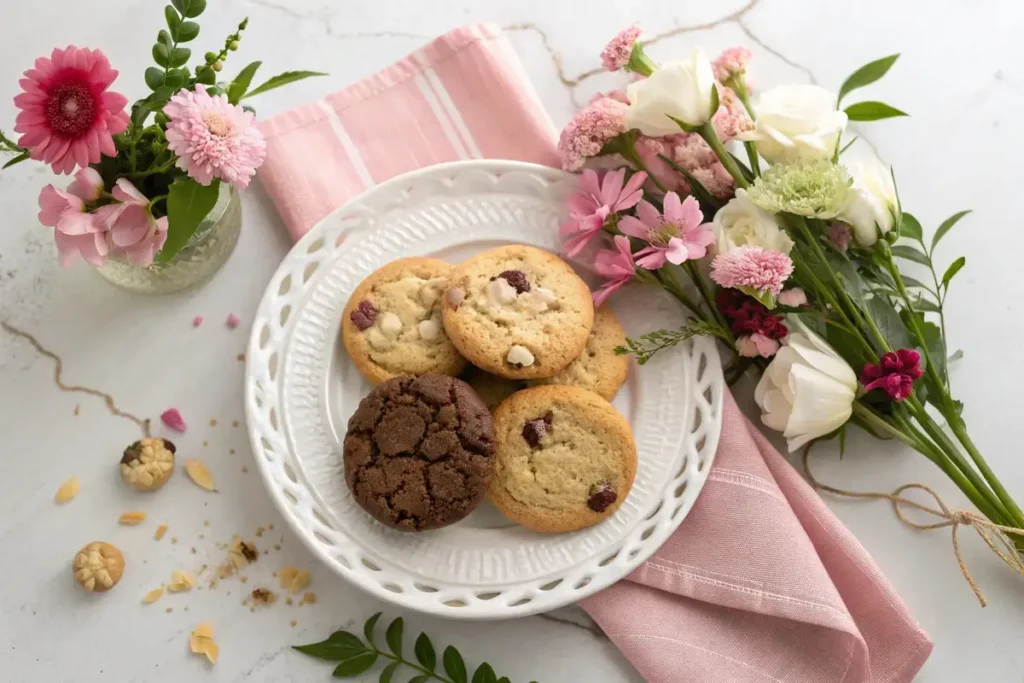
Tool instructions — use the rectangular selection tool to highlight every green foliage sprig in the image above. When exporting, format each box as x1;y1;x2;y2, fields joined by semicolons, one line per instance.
294;613;539;683
615;320;725;365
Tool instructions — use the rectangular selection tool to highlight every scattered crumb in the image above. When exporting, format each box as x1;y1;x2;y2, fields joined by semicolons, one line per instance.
191;547;197;554
143;587;165;604
54;476;80;505
273;545;281;552
202;440;208;447
171;537;178;544
255;527;264;537
301;592;317;605
73;404;80;416
268;524;274;530
226;313;239;329
209;418;217;427
232;420;239;428
230;449;236;455
204;520;210;527
242;466;248;473
184;459;217;492
236;353;245;362
168;570;197;593
189;622;218;665
199;534;205;539
285;597;293;606
192;315;203;327
118;511;147;526
184;606;189;612
154;524;168;541
263;550;269;556
250;588;277;605
166;608;173;613
278;566;310;594
160;408;187;432
290;620;297;628
240;577;248;584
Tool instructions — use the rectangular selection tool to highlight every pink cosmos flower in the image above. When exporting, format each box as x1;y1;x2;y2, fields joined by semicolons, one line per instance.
619;192;715;270
861;349;923;401
778;288;808;307
712;47;753;83
96;179;168;267
711;246;794;296
592;235;636;306
736;333;781;358
557;96;628;171
163;85;267;189
14;47;128;174
601;25;642;71
561;168;647;258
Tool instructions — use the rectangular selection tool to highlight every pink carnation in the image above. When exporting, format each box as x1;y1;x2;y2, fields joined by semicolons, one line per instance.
557;96;628;171
601;25;642;71
710;246;794;296
163;84;266;189
861;349;923;402
712;47;753;83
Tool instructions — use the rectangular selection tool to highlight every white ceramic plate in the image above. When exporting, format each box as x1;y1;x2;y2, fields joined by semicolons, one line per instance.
245;160;724;619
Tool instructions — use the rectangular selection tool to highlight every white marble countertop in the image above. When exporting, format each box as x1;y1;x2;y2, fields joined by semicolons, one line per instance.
3;0;1024;681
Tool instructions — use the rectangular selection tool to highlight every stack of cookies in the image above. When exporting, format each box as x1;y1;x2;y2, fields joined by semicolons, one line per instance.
340;245;637;534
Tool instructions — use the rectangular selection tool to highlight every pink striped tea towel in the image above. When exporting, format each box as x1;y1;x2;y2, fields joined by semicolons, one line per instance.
257;23;933;683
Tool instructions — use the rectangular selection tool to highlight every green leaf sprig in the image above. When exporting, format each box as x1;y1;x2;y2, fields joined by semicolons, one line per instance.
614;320;724;365
0;129;28;169
293;613;538;683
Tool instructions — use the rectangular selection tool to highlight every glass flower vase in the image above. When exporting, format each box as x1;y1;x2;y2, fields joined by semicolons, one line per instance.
96;183;242;295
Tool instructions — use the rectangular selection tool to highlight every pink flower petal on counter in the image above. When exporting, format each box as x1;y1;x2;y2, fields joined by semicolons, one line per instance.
226;313;240;329
192;315;203;327
161;408;187;432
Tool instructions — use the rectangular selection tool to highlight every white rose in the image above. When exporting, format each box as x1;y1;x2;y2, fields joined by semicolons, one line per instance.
713;189;794;255
738;85;847;164
754;325;857;452
840;158;898;247
625;48;717;136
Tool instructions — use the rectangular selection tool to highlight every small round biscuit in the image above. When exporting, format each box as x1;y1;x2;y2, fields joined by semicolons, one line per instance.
489;385;637;533
342;257;467;384
530;306;629;401
441;245;594;380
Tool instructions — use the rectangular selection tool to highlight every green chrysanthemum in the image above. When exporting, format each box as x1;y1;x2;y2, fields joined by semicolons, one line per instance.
747;160;852;219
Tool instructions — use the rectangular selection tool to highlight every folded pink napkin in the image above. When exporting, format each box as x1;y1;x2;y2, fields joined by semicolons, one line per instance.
257;23;933;682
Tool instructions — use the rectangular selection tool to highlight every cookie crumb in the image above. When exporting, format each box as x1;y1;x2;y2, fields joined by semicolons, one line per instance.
54;476;80;504
290;620;297;628
204;520;210;527
154;524;168;541
230;449;236;455
189;622;218;665
236;353;245;362
285;597;293;606
118;511;147;526
232;420;239;428
239;576;248;584
250;588;277;605
202;440;208;447
171;537;178;544
278;566;310;594
166;607;173;613
255;527;264;537
73;404;80;416
191;547;197;554
301;592;317;605
168;570;197;593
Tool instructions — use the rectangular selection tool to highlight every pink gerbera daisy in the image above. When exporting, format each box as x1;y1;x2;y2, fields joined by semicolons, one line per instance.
618;192;715;270
13;46;129;174
710;246;794;296
561;168;647;258
163;85;267;189
592;236;637;306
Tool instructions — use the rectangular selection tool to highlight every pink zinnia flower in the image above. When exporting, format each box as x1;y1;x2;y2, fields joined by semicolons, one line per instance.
619;192;715;270
163;85;267;189
557;96;628;172
601;25;642;71
592;236;636;306
712;47;753;83
96;179;168;267
736;333;781;359
861;349;923;401
14;47;128;174
561;168;646;258
711;246;794;296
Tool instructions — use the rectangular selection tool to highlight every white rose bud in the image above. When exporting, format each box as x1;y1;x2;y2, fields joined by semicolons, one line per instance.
506;345;535;367
625;48;717;135
714;190;794;255
839;158;898;248
754;323;856;452
738;84;848;164
379;312;402;338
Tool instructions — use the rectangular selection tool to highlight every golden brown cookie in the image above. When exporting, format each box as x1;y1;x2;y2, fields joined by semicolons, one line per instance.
342;258;467;383
530;306;629;401
488;385;636;533
441;245;594;380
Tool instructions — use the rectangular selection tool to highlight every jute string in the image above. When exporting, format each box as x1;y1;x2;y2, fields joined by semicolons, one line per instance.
802;445;1024;607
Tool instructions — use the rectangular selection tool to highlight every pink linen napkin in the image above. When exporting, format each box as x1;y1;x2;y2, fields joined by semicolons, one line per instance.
257;23;933;682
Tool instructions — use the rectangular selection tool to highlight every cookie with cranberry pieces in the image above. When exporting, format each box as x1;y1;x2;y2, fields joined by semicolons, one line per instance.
488;385;636;532
441;245;593;380
342;257;466;384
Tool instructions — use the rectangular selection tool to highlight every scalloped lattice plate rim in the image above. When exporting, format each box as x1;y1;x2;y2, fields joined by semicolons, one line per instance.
245;160;723;619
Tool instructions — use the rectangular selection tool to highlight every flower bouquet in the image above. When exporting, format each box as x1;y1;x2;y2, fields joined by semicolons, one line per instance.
0;0;322;280
559;27;1024;602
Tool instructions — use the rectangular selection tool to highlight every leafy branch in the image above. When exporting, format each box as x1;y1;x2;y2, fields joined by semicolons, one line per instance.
615;320;725;365
294;613;538;683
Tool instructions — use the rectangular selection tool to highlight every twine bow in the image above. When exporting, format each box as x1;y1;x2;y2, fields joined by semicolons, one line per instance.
802;446;1024;607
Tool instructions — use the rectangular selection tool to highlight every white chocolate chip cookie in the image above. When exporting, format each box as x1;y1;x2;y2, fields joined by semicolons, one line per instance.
342;258;466;383
441;245;594;380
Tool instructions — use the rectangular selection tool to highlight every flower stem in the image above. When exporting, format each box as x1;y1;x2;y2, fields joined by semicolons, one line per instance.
948;418;1024;527
697;122;749;189
685;261;733;343
124;158;176;180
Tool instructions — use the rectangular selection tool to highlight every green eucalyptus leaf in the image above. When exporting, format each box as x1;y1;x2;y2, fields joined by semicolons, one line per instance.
145;67;165;91
293;630;368;662
160;179;220;263
363;612;381;644
868;295;913;351
169;47;191;68
899;212;923;242
385;617;403;658
171;0;206;18
227;61;262;104
2;151;29;169
152;43;170;68
331;650;378;677
931;210;971;251
889;244;930;266
176;20;200;42
838;54;899;103
164;5;181;32
443;646;468;683
471;663;498;683
941;256;966;290
243;70;328;99
378;661;400;683
844;101;908;121
414;633;436;671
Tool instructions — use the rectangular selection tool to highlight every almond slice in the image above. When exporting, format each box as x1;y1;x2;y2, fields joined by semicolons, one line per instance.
154;524;168;541
55;476;80;504
143;587;165;604
278;565;310;594
119;511;147;526
184;459;217;492
168;570;197;593
201;640;219;664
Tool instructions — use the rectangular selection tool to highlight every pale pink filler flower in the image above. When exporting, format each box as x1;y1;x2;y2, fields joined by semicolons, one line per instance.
712;47;753;83
14;46;128;174
710;246;794;296
96;179;168;267
561;168;647;257
163;84;267;189
601;25;642;71
557;96;628;171
592;236;636;306
618;192;715;270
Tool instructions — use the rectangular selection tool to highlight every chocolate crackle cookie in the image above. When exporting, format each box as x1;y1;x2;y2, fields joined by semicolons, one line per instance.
342;257;466;384
489;385;636;533
530;306;629;401
441;245;594;381
343;375;496;531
